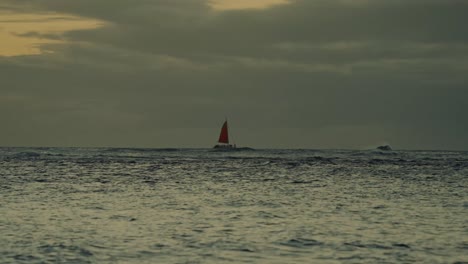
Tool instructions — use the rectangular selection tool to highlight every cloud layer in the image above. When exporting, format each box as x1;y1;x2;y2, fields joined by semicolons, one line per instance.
1;0;467;149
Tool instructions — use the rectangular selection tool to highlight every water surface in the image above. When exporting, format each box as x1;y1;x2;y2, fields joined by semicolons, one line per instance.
1;148;467;263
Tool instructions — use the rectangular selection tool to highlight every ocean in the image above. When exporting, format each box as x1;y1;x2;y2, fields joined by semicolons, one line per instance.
1;147;467;263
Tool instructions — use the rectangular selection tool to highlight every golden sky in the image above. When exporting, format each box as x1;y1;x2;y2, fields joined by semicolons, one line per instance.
209;0;291;10
0;1;290;57
0;12;103;56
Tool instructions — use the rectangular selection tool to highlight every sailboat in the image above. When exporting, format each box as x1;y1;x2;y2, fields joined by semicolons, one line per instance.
213;120;236;149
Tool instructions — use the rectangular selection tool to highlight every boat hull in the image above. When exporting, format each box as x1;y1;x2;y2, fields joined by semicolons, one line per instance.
212;145;254;151
213;144;235;149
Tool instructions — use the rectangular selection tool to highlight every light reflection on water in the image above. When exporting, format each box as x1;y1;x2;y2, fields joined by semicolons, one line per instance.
1;148;467;263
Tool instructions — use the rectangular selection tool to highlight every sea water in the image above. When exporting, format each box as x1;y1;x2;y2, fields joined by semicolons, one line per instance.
0;147;467;263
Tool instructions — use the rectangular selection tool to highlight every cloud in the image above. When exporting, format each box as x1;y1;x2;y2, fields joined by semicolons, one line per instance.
208;0;291;10
0;11;103;56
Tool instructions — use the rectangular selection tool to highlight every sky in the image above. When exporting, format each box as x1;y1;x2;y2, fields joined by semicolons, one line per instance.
1;0;467;150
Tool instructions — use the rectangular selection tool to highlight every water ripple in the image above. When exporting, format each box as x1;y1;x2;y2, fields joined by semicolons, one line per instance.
0;147;467;263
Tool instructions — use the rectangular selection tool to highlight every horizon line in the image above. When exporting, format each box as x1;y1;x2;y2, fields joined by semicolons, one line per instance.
0;145;466;152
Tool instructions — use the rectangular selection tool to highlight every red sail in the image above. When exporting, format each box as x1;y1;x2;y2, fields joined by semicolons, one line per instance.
218;121;229;144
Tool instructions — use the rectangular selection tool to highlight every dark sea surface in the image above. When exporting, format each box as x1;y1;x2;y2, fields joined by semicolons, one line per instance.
1;147;467;263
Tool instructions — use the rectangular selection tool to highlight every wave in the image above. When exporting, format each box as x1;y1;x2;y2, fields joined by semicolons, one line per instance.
102;147;181;153
11;151;41;159
280;238;323;248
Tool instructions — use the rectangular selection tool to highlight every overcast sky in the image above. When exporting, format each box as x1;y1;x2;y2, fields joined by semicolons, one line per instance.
1;0;467;150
